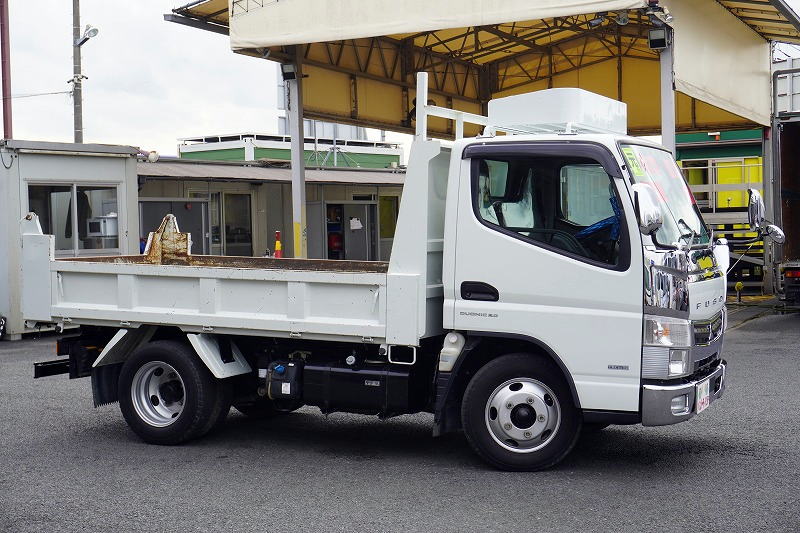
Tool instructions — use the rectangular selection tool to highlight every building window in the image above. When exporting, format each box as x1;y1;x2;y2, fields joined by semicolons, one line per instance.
27;184;119;254
77;186;119;250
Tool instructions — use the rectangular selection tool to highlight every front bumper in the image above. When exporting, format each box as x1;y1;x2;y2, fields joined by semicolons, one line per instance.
641;361;726;426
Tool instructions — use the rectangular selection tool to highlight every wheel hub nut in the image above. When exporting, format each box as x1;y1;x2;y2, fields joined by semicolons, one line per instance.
504;423;512;430
537;414;546;422
506;402;514;409
527;397;534;404
524;431;532;438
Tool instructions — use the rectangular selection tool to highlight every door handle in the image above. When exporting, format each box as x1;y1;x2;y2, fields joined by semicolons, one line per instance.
461;281;499;302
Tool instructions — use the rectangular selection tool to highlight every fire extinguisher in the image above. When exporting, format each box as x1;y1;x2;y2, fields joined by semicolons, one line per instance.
274;231;283;258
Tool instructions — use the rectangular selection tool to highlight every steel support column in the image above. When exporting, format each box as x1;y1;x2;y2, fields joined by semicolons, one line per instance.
287;49;307;258
763;125;775;293
660;29;676;156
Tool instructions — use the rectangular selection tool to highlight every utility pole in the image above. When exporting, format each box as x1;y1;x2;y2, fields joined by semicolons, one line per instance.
72;0;83;143
1;0;12;139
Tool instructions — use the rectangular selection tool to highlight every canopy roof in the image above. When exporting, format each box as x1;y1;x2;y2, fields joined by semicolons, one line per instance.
168;0;800;137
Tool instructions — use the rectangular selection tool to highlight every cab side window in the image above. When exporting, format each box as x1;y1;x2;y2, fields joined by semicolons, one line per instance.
473;156;623;266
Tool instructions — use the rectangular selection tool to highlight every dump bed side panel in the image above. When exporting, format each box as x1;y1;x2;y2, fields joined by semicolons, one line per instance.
21;214;389;343
47;261;388;342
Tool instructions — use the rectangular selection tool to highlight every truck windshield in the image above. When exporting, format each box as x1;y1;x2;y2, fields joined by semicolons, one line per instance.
620;144;710;248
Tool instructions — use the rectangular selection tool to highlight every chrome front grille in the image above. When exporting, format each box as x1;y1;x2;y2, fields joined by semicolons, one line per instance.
692;310;724;346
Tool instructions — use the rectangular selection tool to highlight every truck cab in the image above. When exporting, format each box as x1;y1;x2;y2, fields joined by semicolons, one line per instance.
443;133;726;423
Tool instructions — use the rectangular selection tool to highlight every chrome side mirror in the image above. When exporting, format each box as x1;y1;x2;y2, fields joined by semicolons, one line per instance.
747;189;766;231
631;183;663;235
747;189;785;243
765;224;786;245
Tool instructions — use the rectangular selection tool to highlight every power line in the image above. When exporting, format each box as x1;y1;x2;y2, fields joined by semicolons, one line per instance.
3;89;72;100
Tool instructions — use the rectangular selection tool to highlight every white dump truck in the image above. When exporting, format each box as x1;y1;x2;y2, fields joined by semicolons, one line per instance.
25;73;784;471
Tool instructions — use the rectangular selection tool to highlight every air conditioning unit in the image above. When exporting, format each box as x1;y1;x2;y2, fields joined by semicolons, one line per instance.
488;88;627;136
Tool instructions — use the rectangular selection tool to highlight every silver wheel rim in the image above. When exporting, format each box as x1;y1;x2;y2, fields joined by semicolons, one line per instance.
485;377;561;453
131;361;186;427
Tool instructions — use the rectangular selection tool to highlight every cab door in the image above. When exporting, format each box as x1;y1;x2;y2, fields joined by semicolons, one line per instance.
452;142;644;412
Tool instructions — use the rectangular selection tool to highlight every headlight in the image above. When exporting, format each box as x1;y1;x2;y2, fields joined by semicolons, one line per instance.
643;315;692;347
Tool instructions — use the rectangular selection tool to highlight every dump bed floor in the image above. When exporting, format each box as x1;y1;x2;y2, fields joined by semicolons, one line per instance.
61;254;389;273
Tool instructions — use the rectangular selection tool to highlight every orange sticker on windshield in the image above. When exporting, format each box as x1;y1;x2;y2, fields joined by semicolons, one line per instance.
621;147;645;177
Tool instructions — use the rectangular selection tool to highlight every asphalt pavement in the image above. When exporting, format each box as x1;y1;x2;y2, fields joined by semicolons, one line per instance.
1;313;798;533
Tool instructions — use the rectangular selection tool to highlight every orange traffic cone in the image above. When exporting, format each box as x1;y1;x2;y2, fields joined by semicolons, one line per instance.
274;230;283;258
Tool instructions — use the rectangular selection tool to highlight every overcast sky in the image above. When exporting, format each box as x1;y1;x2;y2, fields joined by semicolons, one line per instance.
2;1;800;156
4;1;281;156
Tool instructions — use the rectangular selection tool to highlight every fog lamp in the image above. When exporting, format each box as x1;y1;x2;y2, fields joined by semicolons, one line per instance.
670;394;689;415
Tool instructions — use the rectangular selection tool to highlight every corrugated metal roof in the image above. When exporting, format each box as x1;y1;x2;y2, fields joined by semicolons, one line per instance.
717;0;800;44
171;0;800;44
137;159;405;185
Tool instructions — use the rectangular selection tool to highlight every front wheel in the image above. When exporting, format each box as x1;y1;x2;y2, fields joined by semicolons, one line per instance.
461;353;581;471
118;340;231;445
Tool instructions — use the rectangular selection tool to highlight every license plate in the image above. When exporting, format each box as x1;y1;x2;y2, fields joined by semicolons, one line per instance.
696;378;711;413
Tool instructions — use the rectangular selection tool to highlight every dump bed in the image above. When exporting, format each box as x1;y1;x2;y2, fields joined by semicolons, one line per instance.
21;138;450;347
21;215;392;344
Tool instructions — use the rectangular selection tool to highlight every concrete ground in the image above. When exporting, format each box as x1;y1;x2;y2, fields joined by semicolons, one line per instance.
1;313;798;533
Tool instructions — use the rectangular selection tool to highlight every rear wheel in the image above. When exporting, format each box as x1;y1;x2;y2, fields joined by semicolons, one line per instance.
461;353;580;471
118;340;230;445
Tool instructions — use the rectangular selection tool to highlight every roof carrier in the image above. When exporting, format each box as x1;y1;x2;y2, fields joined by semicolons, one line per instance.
414;71;627;140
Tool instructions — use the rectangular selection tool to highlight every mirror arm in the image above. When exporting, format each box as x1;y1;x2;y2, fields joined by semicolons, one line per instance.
724;236;762;245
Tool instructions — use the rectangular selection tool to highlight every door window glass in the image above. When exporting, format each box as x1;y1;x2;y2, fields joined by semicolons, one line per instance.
27;185;73;251
473;157;622;266
378;196;399;239
560;165;615;225
190;191;221;255
223;193;252;256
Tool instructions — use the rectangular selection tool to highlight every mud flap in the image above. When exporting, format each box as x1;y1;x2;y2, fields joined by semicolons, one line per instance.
92;363;122;407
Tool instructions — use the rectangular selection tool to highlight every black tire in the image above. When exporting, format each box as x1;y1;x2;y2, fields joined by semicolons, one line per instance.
461;353;581;471
118;340;230;445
